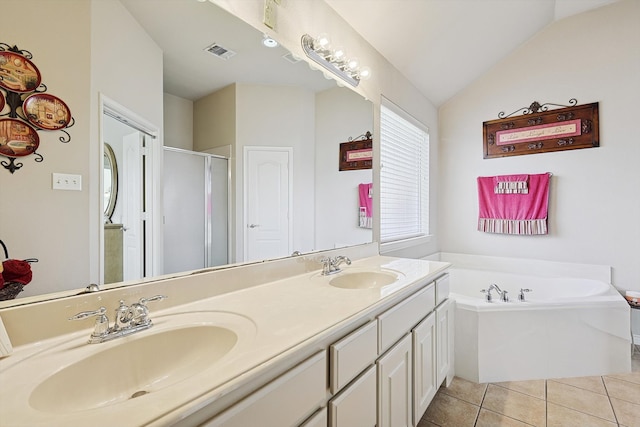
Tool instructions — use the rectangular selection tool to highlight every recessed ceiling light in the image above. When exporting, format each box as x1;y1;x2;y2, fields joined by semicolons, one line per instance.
262;35;278;48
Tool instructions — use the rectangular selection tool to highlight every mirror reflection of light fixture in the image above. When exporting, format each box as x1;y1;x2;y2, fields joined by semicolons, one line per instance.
301;33;371;87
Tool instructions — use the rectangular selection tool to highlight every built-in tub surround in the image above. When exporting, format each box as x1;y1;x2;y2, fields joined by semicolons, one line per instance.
440;253;631;384
0;244;451;426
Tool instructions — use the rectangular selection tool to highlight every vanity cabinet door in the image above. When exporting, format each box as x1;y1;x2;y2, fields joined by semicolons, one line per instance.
412;312;437;425
328;365;377;427
377;334;413;427
204;351;327;427
436;299;454;387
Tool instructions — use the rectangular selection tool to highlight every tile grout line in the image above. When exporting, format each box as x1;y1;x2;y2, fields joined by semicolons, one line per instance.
473;383;490;427
601;375;621;426
545;379;548;427
546;378;622;427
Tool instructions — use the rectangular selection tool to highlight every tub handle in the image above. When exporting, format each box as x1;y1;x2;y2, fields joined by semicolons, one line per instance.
480;289;493;302
519;288;532;302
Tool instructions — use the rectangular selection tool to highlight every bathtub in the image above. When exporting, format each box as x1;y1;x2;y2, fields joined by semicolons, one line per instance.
449;267;631;383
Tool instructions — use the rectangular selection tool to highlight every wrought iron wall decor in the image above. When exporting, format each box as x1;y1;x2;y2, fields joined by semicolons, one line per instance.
482;99;599;159
0;42;74;173
339;131;373;171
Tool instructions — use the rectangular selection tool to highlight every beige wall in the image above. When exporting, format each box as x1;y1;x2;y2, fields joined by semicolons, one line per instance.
211;0;441;258
315;87;374;249
235;84;316;260
164;94;193;150
194;84;236;152
0;0;163;297
0;0;91;296
439;1;640;293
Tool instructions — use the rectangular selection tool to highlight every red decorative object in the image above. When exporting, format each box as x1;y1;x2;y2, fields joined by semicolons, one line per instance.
0;118;39;157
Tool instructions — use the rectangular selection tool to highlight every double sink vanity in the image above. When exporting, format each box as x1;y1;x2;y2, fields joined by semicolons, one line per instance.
0;244;452;426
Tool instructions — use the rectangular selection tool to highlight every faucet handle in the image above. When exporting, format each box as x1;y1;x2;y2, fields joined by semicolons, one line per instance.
139;295;168;306
69;306;107;321
69;307;110;340
518;288;532;301
129;295;167;326
480;289;493;302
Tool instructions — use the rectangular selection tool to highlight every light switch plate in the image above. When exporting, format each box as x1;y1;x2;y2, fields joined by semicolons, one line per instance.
52;173;82;191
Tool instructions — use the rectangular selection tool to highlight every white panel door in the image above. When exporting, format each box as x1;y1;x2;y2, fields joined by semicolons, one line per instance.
377;334;413;427
244;147;292;261
121;132;144;281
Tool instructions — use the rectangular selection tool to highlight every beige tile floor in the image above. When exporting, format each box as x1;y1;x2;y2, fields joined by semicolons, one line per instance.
419;345;640;427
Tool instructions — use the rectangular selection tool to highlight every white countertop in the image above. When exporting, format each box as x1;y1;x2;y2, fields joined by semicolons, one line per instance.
0;255;450;427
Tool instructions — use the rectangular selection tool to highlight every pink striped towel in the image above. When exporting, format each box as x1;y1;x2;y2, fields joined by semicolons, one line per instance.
477;173;550;235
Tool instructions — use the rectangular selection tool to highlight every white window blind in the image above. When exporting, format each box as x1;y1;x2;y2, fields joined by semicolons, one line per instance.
380;100;429;243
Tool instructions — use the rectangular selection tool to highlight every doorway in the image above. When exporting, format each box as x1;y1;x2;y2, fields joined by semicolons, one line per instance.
243;146;293;262
100;98;160;284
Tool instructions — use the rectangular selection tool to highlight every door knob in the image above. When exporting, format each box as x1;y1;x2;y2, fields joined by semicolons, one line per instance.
247;224;260;228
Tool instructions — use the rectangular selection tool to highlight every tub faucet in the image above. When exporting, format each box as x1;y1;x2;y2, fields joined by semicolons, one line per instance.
481;284;509;302
320;256;351;275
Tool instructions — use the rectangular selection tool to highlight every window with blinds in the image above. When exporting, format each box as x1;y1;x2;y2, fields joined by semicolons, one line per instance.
380;99;429;243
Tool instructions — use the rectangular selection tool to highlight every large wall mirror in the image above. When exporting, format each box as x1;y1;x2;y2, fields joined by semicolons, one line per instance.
0;0;373;306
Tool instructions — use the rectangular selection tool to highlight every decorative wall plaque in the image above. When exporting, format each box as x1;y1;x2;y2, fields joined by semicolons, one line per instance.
483;99;599;159
339;131;372;171
0;42;74;173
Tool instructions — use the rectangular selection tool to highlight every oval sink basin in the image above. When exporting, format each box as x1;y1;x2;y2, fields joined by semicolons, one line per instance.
29;317;248;413
330;271;399;289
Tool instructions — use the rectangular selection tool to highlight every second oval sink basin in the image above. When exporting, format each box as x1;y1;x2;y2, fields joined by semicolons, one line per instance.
28;313;253;413
330;271;399;289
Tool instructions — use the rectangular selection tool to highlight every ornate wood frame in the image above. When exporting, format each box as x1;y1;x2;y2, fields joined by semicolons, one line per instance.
339;132;373;171
483;100;599;159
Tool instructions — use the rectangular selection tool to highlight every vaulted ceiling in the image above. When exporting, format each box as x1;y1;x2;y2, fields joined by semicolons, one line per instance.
325;0;620;106
122;0;619;105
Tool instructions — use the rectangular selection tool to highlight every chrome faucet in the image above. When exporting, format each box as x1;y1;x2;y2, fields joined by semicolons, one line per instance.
518;288;532;302
481;284;509;302
320;256;351;275
69;295;167;344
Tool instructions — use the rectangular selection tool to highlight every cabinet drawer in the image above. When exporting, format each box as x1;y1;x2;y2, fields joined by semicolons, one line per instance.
301;408;327;427
329;365;377;427
435;274;450;306
204;351;327;427
378;284;435;354
330;320;378;394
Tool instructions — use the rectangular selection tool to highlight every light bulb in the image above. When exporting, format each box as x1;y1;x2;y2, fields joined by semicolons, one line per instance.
331;46;346;62
347;57;360;71
358;66;372;80
313;33;331;51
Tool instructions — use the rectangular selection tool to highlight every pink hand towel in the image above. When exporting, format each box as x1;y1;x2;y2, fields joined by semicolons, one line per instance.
359;183;373;229
478;173;550;235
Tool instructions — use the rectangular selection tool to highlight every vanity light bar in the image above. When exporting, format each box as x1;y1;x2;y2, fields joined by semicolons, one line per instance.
301;34;365;87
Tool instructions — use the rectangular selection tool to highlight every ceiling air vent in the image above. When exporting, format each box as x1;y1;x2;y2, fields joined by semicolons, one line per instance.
204;43;236;60
282;52;301;64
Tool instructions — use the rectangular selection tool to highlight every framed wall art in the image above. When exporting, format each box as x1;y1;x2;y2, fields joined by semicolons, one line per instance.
339;131;373;171
483;99;599;159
